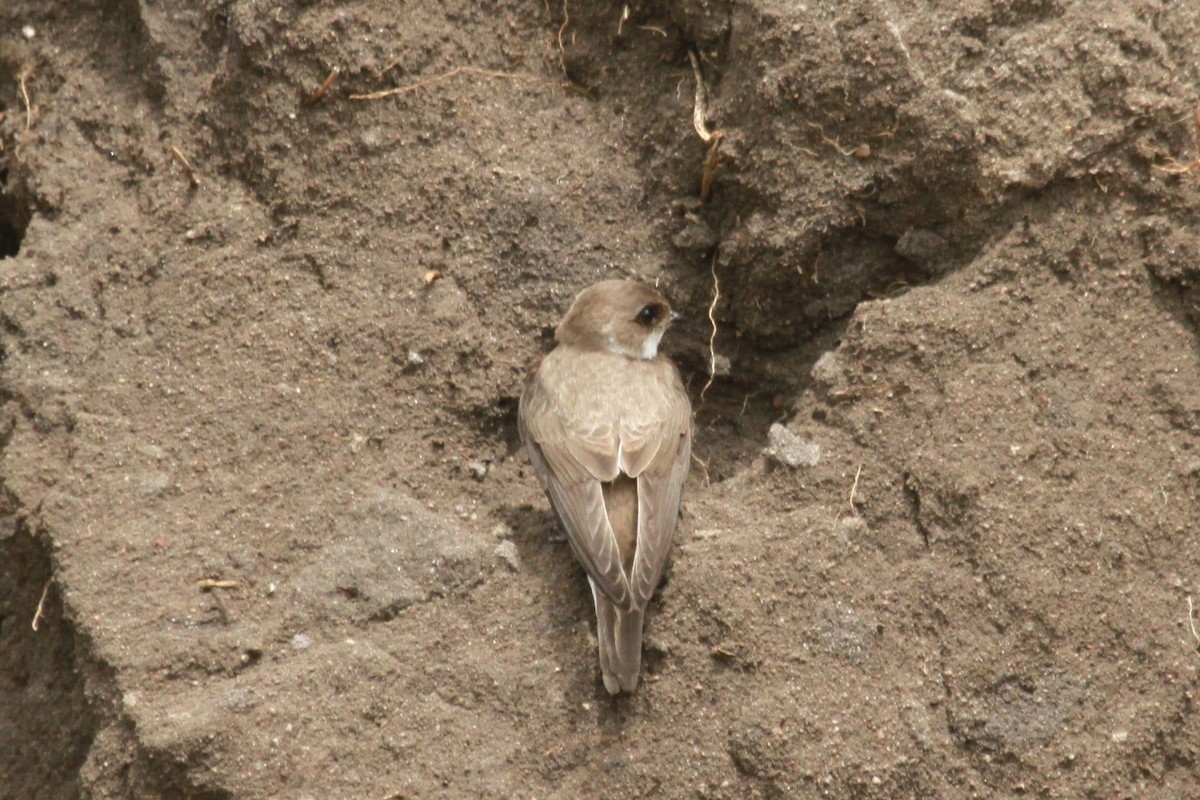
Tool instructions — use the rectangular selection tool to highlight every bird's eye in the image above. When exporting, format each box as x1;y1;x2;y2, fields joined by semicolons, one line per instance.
635;304;659;325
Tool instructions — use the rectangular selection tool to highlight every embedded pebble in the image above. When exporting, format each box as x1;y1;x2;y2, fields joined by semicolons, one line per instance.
494;540;521;572
810;350;846;390
291;632;313;650
765;423;821;468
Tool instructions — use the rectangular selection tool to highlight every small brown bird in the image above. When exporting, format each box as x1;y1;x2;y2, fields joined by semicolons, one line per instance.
519;280;692;694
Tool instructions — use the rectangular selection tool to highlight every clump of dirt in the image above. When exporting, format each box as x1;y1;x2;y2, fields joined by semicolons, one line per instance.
2;0;1200;797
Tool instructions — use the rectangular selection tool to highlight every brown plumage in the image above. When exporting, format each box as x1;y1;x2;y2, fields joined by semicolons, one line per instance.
518;280;692;694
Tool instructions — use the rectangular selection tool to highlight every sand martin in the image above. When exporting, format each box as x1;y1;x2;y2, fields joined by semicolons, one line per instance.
519;280;692;694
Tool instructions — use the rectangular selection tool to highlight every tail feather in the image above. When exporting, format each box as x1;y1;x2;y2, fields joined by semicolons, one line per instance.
590;579;644;694
591;580;621;694
611;605;645;693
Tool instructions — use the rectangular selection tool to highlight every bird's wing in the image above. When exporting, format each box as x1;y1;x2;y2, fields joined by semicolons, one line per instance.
519;371;631;607
628;372;692;609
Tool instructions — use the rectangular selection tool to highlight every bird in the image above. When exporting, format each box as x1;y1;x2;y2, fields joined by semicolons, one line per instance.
518;279;692;694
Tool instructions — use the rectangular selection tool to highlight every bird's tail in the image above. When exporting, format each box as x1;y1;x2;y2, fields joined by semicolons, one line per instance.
591;580;645;694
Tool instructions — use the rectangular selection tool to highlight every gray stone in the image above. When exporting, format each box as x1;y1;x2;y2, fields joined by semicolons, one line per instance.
765;424;821;468
494;540;520;572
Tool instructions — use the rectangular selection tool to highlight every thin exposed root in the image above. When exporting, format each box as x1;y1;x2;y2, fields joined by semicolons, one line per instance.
699;251;721;409
557;0;570;76
690;451;712;488
350;67;554;101
688;49;717;143
700;135;723;203
1153;160;1198;175
805;121;869;157
19;67;33;130
1152;107;1200;176
31;581;50;631
688;49;726;202
848;464;863;514
197;578;241;591
1187;596;1200;654
169;145;200;189
303;66;340;107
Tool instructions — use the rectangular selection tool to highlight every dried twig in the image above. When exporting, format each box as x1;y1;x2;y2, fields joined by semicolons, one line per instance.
303;66;340;107
349;67;552;101
805;121;869;157
848;464;863;513
688;50;724;202
31;581;50;631
197;578;241;591
557;0;571;75
700;134;723;202
688;50;717;143
169;145;200;189
1152;107;1200;176
18;67;33;130
1187;596;1200;654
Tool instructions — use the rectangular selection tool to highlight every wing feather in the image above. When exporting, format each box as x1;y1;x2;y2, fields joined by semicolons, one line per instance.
630;421;691;607
520;370;631;607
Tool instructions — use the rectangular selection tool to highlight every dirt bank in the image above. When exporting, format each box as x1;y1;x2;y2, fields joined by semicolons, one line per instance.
2;1;1200;797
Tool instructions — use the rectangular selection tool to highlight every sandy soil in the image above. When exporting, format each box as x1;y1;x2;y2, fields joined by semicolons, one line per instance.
3;0;1200;797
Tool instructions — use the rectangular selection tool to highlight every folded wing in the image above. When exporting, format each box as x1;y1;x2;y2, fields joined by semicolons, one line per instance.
519;360;692;613
519;375;631;607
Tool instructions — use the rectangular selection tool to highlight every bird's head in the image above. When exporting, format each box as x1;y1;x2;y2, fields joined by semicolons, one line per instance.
554;280;679;360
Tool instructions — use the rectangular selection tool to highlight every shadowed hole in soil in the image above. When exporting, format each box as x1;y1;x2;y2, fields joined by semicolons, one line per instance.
0;153;32;258
0;41;32;257
0;508;236;799
0;515;96;799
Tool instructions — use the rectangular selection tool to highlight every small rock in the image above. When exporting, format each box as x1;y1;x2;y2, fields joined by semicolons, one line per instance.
840;515;868;537
406;350;425;366
494;540;521;572
765;423;821;468
810;350;846;390
490;523;513;539
896;228;948;271
467;461;488;481
137;472;174;496
137;443;167;461
21;24;36;39
291;632;313;650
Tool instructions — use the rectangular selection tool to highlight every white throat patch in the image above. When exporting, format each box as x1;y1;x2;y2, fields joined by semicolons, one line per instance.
641;328;664;360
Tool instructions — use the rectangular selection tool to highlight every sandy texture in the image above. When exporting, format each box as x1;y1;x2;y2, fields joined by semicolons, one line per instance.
2;0;1200;797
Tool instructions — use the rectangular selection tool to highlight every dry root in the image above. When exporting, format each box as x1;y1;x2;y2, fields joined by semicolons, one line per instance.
169;145;200;189
304;66;340;107
688;49;725;203
1152;107;1200;176
350;66;554;101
